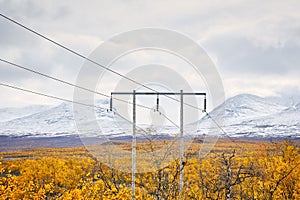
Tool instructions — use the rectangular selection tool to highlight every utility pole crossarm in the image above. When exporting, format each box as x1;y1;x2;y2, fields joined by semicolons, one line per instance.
111;92;206;95
111;91;207;112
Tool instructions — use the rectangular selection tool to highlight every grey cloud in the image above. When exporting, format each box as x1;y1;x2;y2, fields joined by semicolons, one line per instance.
204;35;300;76
0;63;34;81
1;0;300;107
0;43;82;85
276;86;300;100
266;86;300;106
0;0;44;19
0;20;39;47
0;0;70;20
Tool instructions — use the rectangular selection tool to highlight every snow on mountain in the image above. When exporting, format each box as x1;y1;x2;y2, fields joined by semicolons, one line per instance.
240;102;300;137
0;94;299;138
198;94;299;138
0;102;75;137
0;105;52;122
255;103;300;126
210;94;287;125
0;99;130;138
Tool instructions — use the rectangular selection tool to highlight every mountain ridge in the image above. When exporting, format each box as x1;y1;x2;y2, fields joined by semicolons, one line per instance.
0;93;299;139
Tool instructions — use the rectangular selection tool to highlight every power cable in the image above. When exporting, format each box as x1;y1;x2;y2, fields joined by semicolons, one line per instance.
0;82;103;110
0;58;237;146
205;111;244;150
1;81;242;150
0;82;189;154
0;82;179;132
0;13;242;147
0;58;152;111
0;13;204;112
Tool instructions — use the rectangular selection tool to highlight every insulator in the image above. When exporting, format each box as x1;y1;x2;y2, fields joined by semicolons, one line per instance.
156;94;159;111
204;96;207;112
110;96;113;111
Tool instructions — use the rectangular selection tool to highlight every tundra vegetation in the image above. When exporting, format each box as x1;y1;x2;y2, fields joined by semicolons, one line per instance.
0;139;299;199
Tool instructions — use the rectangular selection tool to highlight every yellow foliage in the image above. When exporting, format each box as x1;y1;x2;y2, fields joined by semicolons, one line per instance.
0;139;299;199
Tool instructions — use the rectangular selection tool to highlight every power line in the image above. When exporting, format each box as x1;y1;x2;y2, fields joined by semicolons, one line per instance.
204;112;227;136
0;82;181;132
0;82;191;154
0;58;184;129
0;13;204;113
0;82;240;149
0;82;153;135
0;82;104;110
0;13;240;146
0;58;235;146
159;111;179;128
204;111;244;149
0;58;152;111
0;57;236;148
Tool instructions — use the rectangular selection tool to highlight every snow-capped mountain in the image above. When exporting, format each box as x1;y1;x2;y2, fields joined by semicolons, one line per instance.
0;94;299;139
0;103;76;137
198;94;299;138
0;105;52;122
0;99;130;138
206;94;287;125
240;102;300;137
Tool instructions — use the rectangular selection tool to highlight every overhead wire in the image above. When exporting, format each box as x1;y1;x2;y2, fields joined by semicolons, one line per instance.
0;81;241;149
0;58;152;111
0;82;190;157
0;82;104;110
0;82;156;137
204;111;244;149
0;58;185;131
0;80;182;135
0;13;242;146
0;13;204;113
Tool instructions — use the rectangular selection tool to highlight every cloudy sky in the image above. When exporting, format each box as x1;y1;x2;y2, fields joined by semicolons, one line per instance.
0;0;300;108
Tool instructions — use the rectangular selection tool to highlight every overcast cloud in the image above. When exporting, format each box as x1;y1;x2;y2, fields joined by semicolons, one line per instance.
0;0;300;107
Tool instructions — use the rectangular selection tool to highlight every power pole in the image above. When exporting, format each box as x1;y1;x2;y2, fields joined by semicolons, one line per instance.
132;90;136;200
179;90;184;191
110;91;206;199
